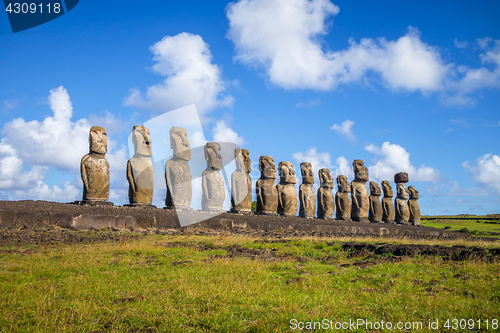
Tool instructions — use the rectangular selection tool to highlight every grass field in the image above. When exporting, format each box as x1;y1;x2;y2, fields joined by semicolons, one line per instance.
422;214;500;238
1;233;499;332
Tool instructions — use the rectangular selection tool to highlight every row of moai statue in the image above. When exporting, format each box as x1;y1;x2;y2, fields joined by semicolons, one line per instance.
80;126;420;224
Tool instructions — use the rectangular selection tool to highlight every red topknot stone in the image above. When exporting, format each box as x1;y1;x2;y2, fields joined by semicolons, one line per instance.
394;172;409;183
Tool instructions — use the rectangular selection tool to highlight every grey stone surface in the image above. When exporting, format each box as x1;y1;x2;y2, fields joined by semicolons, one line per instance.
201;142;225;211
299;162;316;218
231;148;252;213
351;159;369;222
335;175;351;220
277;161;298;216
395;182;410;224
381;180;395;223
165;127;192;209
408;186;421;226
127;126;154;205
317;168;334;219
369;181;383;223
81;126;110;202
256;156;278;214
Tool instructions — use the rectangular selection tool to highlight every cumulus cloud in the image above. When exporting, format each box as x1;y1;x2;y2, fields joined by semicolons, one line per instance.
463;154;500;193
226;0;500;104
365;142;441;183
212;120;245;145
0;87;128;202
124;33;233;117
330;119;355;141
3;99;19;112
454;38;468;49
296;98;321;108
333;156;354;179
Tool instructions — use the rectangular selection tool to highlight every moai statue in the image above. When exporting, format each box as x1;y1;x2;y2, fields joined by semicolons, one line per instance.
408;186;421;226
165;127;192;209
256;156;278;214
231;148;252;213
126;126;153;205
277;161;298;216
369;181;383;223
335;175;351;220
201;142;225;211
80;126;110;203
299;162;316;218
317;168;334;219
394;172;410;224
351;159;369;222
381;180;395;223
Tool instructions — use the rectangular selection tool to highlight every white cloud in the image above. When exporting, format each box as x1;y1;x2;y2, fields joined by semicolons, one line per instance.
463;154;500;193
330;119;355;141
226;0;500;104
212;120;245;146
3;99;19;112
333;156;354;179
365;142;441;183
124;33;233;117
454;38;468;49
296;98;321;108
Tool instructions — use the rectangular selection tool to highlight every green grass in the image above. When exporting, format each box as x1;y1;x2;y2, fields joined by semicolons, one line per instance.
422;215;500;238
0;234;499;332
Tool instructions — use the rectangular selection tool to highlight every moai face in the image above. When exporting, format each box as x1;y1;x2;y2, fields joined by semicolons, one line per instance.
89;126;107;154
381;180;393;197
259;156;276;179
170;127;191;161
408;186;419;199
132;125;152;157
205;142;223;170
353;159;369;182
370;181;382;196
337;175;350;193
319;168;334;188
397;183;409;200
300;162;314;185
278;162;296;185
235;148;251;173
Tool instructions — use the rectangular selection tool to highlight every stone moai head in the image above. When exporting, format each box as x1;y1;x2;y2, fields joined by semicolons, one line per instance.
278;161;296;185
396;182;409;200
337;175;350;193
353;159;369;182
132;125;152;157
170;127;191;161
259;156;276;179
319;168;334;188
408;186;419;199
89;126;107;154
235;148;251;173
300;162;314;185
381;180;393;197
204;142;223;170
370;181;382;196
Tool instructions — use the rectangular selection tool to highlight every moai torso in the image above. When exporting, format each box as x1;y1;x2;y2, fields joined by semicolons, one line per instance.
299;162;315;218
317;168;334;219
369;181;383;223
381;180;395;223
81;126;110;201
395;182;410;224
231;149;252;212
201;142;225;211
127;126;153;205
351;159;369;222
335;175;351;220
277;161;297;216
408;186;421;225
256;156;278;214
165;127;192;209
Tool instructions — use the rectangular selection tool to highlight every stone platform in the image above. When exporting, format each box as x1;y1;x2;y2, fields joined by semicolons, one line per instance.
0;200;463;239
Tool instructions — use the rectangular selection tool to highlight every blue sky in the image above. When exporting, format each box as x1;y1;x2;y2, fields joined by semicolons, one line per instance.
1;0;499;214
